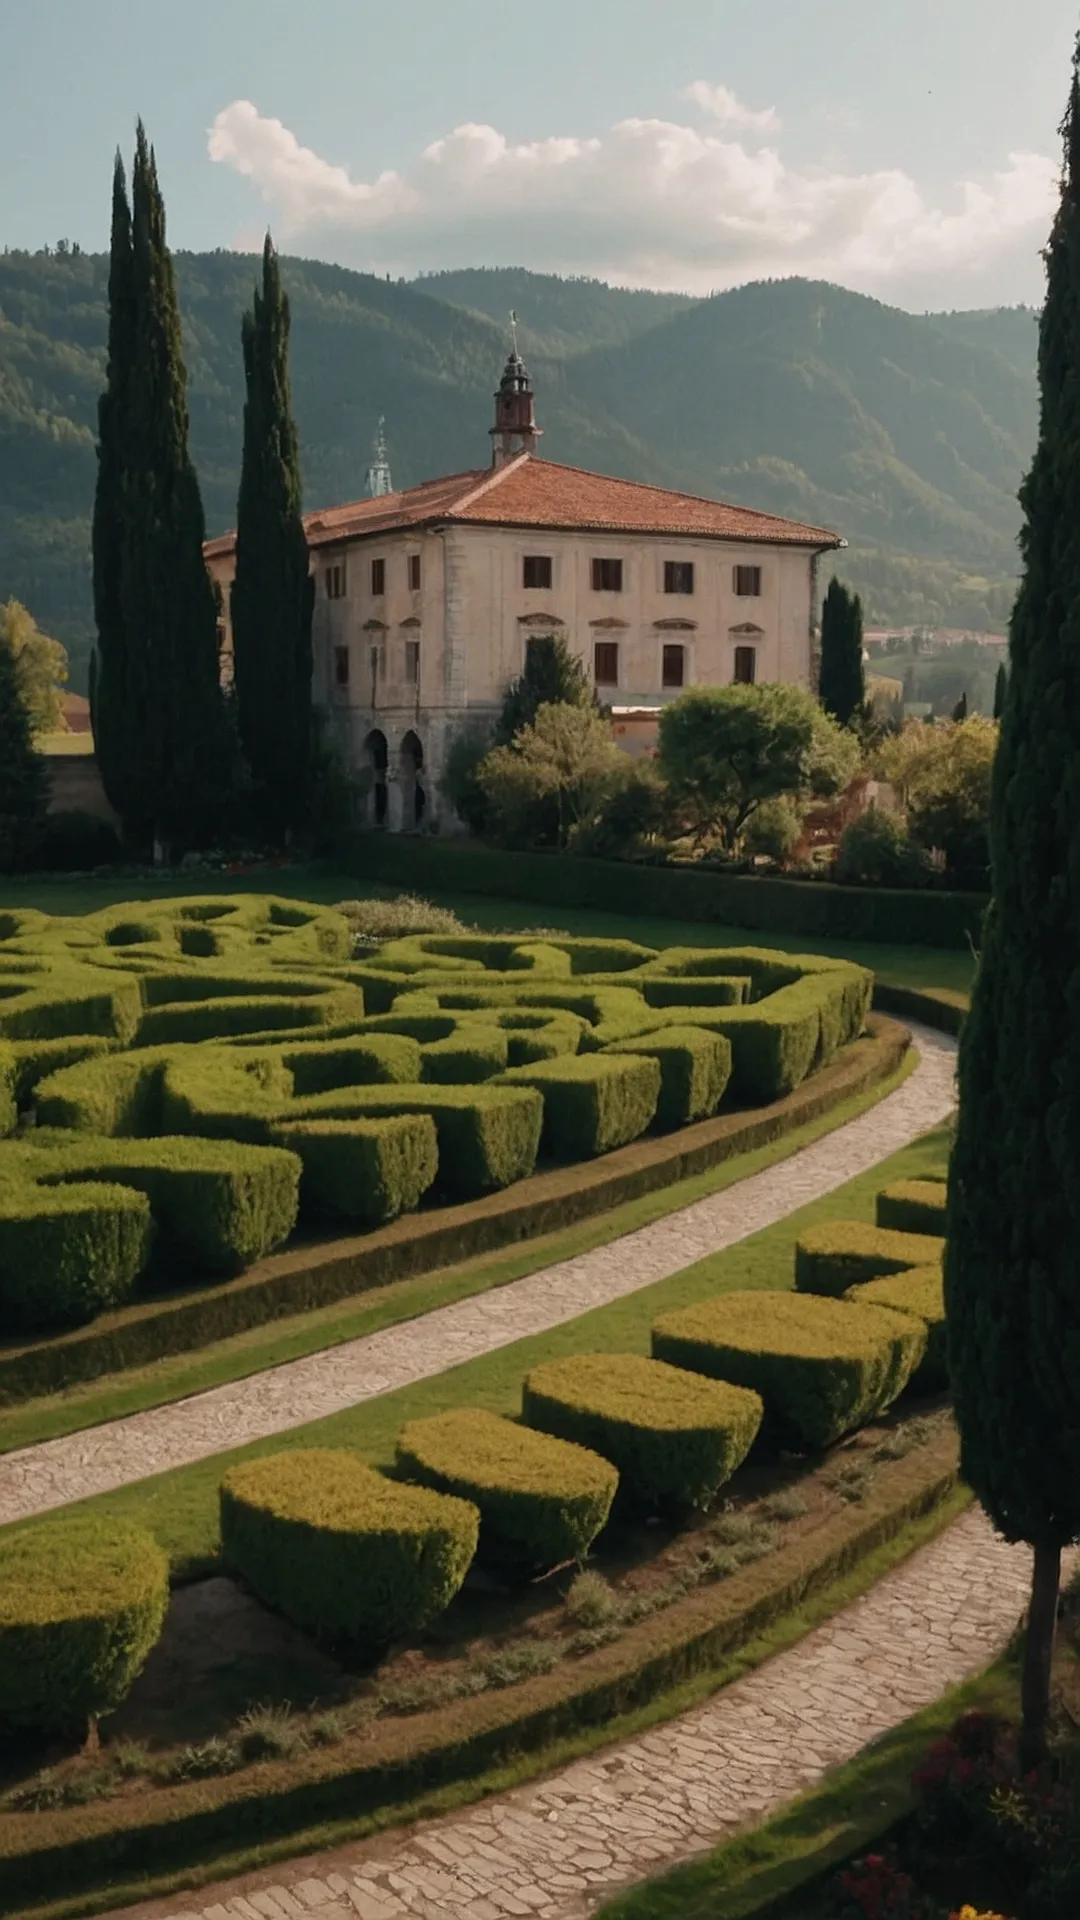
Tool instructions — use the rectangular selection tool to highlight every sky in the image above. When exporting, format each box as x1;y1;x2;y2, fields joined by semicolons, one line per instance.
1;0;1077;310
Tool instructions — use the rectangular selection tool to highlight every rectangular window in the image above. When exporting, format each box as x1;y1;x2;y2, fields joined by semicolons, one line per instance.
408;553;422;591
523;554;553;589
326;562;346;600
734;564;762;597
371;557;386;596
334;645;350;686
405;640;420;684
591;557;623;592
662;643;685;689
733;645;757;685
594;640;620;687
664;560;694;595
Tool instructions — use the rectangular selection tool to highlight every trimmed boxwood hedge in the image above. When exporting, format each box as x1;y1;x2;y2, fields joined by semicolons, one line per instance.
0;1176;153;1331
603;1027;732;1131
522;1350;764;1511
847;1266;948;1392
286;1083;545;1199
794;1222;945;1298
0;1517;168;1733
875;1178;948;1237
220;1449;479;1646
395;1408;617;1573
272;1115;438;1225
499;1054;661;1158
652;1290;927;1450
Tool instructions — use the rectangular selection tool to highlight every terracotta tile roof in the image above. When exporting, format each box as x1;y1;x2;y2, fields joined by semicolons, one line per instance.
203;454;842;560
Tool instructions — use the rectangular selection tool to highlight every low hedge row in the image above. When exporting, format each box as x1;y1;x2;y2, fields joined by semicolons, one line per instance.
652;1290;927;1450
396;1408;618;1574
522;1351;764;1511
794;1222;945;1298
271;1116;439;1227
287;1083;545;1199
0;1517;168;1735
337;829;987;949
876;1178;947;1237
0;1018;910;1407
0;1434;963;1913
500;1053;662;1158
604;1027;732;1131
220;1450;479;1648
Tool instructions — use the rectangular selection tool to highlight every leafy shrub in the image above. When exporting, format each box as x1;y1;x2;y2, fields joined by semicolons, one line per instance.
523;1350;764;1510
603;1026;732;1129
651;1289;927;1450
0;1517;168;1733
333;895;467;948
396;1407;617;1573
847;1265;948;1391
574;762;669;860
875;1177;947;1236
272;1114;438;1224
220;1449;479;1646
742;795;803;864
835;808;929;887
564;1569;621;1627
499;1053;660;1157
795;1221;944;1297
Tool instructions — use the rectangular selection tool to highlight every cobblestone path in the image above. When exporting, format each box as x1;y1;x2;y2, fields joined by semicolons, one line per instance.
0;1026;955;1526
106;1506;1048;1920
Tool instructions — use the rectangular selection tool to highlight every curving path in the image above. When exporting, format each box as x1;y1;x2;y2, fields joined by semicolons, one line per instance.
0;1025;956;1527
105;1508;1059;1920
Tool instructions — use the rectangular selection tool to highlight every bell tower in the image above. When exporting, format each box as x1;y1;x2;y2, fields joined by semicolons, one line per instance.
490;312;542;467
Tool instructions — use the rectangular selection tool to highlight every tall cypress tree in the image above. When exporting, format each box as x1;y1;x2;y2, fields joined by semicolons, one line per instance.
117;124;229;849
945;40;1080;1769
90;152;138;830
818;577;865;726
993;660;1007;719
232;235;313;837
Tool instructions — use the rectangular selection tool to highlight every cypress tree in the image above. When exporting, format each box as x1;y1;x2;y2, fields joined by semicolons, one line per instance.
496;633;593;745
945;39;1080;1770
0;633;48;870
90;152;139;830
118;124;229;849
951;689;968;722
818;577;865;726
232;235;313;837
993;660;1007;719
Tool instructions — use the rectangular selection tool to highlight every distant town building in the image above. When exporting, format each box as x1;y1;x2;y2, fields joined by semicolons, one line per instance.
205;349;843;831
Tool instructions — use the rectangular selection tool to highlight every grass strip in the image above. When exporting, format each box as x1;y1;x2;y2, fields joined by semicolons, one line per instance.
3;1111;951;1575
0;1028;912;1446
0;1442;967;1920
596;1657;1015;1920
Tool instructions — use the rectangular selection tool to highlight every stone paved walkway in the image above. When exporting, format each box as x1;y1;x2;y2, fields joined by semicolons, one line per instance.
106;1505;1053;1920
0;1025;956;1526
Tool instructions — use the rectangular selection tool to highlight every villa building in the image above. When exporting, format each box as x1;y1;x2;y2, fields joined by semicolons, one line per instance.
204;350;843;831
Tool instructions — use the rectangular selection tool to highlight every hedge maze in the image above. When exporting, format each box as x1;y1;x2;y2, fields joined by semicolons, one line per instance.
0;895;873;1337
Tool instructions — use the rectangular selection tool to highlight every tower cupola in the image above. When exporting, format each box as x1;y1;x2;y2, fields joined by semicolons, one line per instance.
490;312;542;467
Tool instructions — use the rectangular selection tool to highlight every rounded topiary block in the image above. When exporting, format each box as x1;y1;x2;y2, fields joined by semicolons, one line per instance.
846;1265;947;1392
273;1114;438;1224
0;1517;168;1733
220;1449;479;1646
603;1027;732;1130
794;1222;944;1298
652;1290;927;1451
522;1350;763;1510
396;1407;617;1573
875;1179;947;1237
499;1054;661;1158
0;1180;152;1332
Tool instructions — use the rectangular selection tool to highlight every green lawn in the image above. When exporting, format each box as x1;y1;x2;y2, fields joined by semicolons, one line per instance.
9;1121;950;1575
0;861;976;995
0;1048;914;1456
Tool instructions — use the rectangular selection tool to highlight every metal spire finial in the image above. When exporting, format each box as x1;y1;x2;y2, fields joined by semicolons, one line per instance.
509;309;520;356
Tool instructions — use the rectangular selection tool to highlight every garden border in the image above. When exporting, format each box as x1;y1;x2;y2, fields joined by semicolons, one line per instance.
0;1020;910;1408
338;832;988;951
0;1430;963;1915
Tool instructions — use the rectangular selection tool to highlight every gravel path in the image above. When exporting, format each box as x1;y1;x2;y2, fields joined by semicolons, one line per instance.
0;1024;955;1526
105;1506;1051;1920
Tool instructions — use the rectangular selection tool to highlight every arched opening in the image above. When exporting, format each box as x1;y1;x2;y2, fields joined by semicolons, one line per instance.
400;729;425;830
363;729;389;827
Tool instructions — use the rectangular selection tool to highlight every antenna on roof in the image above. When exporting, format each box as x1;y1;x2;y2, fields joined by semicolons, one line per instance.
365;416;393;498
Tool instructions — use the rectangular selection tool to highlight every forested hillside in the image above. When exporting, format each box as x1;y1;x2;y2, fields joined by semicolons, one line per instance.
0;249;1037;688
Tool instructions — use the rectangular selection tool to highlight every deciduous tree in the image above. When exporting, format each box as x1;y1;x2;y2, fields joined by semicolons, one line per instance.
0;601;67;735
945;38;1080;1771
0;631;48;870
479;702;625;849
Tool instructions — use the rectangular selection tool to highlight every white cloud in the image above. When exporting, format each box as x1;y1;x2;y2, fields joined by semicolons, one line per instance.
681;82;781;135
207;95;1057;302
